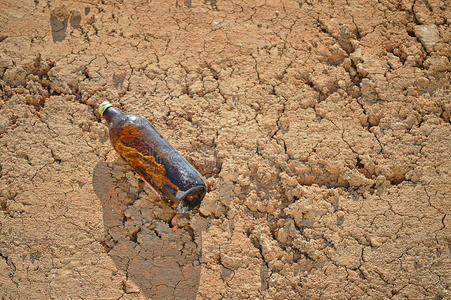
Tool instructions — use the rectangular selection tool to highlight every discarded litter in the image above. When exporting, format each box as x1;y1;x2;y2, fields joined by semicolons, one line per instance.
99;101;206;213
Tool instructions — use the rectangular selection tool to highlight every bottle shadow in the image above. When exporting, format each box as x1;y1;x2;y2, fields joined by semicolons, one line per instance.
92;159;208;299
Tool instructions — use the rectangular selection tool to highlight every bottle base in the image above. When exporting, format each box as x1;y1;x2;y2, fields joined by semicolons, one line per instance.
176;185;206;213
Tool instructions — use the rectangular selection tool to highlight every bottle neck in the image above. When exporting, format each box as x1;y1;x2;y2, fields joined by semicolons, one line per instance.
103;107;122;124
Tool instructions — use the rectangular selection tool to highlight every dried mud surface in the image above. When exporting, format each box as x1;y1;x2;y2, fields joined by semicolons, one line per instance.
0;0;450;299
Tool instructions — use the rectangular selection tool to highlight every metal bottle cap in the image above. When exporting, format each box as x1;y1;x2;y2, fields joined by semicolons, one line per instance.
98;101;113;117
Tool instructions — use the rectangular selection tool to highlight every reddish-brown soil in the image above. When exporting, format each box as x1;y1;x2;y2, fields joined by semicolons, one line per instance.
0;1;450;299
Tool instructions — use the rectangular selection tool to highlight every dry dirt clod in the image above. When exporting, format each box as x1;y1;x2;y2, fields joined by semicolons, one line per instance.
414;24;440;53
50;5;70;42
0;117;9;134
70;9;82;29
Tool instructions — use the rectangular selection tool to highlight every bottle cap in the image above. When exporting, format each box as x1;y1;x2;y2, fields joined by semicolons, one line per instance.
98;101;113;117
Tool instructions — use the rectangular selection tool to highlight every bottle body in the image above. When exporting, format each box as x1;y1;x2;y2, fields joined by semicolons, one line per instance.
100;102;206;213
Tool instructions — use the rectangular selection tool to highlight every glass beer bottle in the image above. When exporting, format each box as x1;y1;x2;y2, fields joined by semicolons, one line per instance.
99;101;206;213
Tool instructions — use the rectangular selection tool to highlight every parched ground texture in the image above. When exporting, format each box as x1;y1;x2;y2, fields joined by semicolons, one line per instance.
0;0;450;299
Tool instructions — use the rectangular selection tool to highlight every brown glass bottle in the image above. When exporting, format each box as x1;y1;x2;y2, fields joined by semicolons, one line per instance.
99;101;206;213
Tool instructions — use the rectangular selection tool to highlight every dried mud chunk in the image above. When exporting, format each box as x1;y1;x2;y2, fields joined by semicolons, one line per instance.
0;117;9;134
424;55;450;74
259;235;283;263
3;66;27;87
124;279;140;293
220;253;241;270
441;103;451;122
276;219;297;244
414;25;440;53
318;43;347;66
284;198;325;228
112;71;126;88
50;5;70;42
292;238;320;260
336;211;345;226
70;9;82;29
0;54;12;77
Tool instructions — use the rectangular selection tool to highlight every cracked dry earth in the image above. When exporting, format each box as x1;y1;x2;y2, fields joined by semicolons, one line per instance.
0;0;450;299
